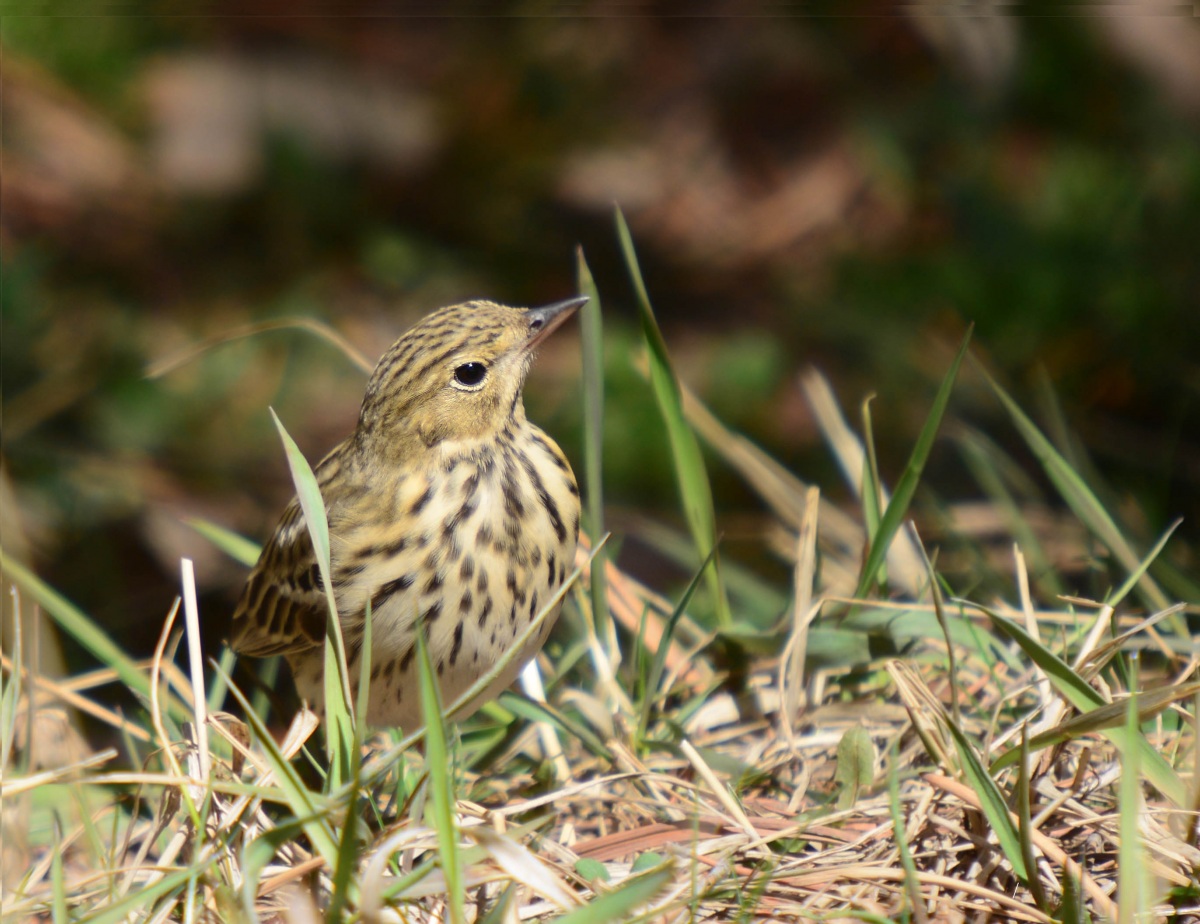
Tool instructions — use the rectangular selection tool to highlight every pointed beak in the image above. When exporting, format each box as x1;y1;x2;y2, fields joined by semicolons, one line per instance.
524;296;587;351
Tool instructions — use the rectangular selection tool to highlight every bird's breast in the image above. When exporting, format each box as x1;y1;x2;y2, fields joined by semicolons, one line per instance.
324;426;580;725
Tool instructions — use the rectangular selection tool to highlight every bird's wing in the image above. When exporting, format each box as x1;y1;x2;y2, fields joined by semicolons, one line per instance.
230;498;330;658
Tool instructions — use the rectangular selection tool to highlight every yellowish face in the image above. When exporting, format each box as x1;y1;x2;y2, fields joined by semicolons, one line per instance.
356;299;576;452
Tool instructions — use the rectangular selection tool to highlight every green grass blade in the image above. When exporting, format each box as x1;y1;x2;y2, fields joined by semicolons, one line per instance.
860;396;885;588
0;594;23;774
575;246;615;660
855;325;972;600
552;860;674;924
77;861;217;924
318;594;374;917
1058;860;1088;924
1108;518;1182;610
249;655;281;726
328;600;369;922
638;545;716;742
631;517;787;620
917;544;960;727
1015;728;1048;910
241;816;312;910
206;645;237;715
615;206;731;628
955;427;1064;599
184;517;261;567
50;815;68;924
992;681;1200;770
355;600;373;731
887;745;924;920
269;408;356;785
498;692;613;761
982;606;1187;805
975;360;1172;614
416;619;464;924
940;712;1029;883
1117;673;1147;924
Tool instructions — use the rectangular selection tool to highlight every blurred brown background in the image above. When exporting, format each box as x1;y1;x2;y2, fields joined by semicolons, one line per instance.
3;3;1199;679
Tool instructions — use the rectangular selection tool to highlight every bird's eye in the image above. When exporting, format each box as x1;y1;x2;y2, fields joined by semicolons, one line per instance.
453;362;488;388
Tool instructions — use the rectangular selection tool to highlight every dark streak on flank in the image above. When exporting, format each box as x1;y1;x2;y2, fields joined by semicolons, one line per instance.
409;485;433;516
333;563;365;585
371;573;414;611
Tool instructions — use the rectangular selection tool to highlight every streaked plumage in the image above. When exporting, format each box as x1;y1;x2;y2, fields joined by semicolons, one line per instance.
230;297;584;730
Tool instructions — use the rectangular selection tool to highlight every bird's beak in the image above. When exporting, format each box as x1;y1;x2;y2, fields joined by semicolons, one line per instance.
524;296;587;351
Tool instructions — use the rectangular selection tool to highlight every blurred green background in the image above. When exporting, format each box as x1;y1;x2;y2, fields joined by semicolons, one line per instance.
3;5;1199;672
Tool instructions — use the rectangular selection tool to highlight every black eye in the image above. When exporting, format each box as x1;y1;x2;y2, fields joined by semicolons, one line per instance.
453;362;488;388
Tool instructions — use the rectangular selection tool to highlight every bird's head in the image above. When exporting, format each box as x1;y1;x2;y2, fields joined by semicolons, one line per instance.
356;297;585;456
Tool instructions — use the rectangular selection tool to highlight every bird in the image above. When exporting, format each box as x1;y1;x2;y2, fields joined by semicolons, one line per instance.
230;296;585;731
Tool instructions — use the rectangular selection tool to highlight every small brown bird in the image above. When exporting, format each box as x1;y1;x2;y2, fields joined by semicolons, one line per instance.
230;297;584;730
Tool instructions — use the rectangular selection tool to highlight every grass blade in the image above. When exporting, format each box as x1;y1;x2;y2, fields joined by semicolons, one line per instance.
552;860;673;924
416;618;464;924
1108;517;1182;610
328;600;372;921
637;545;716;742
241;816;312;910
1;588;23;774
269;408;356;785
887;745;927;923
1117;669;1147;924
955;427;1064;600
615;206;731;628
76;862;218;924
994;681;1200;769
1016;727;1048;910
855;325;972;600
982;605;1187;805
940;706;1029;883
860;396;886;589
975;360;1172;614
498;692;613;761
575;246;615;660
51;816;68;924
185;517;261;568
